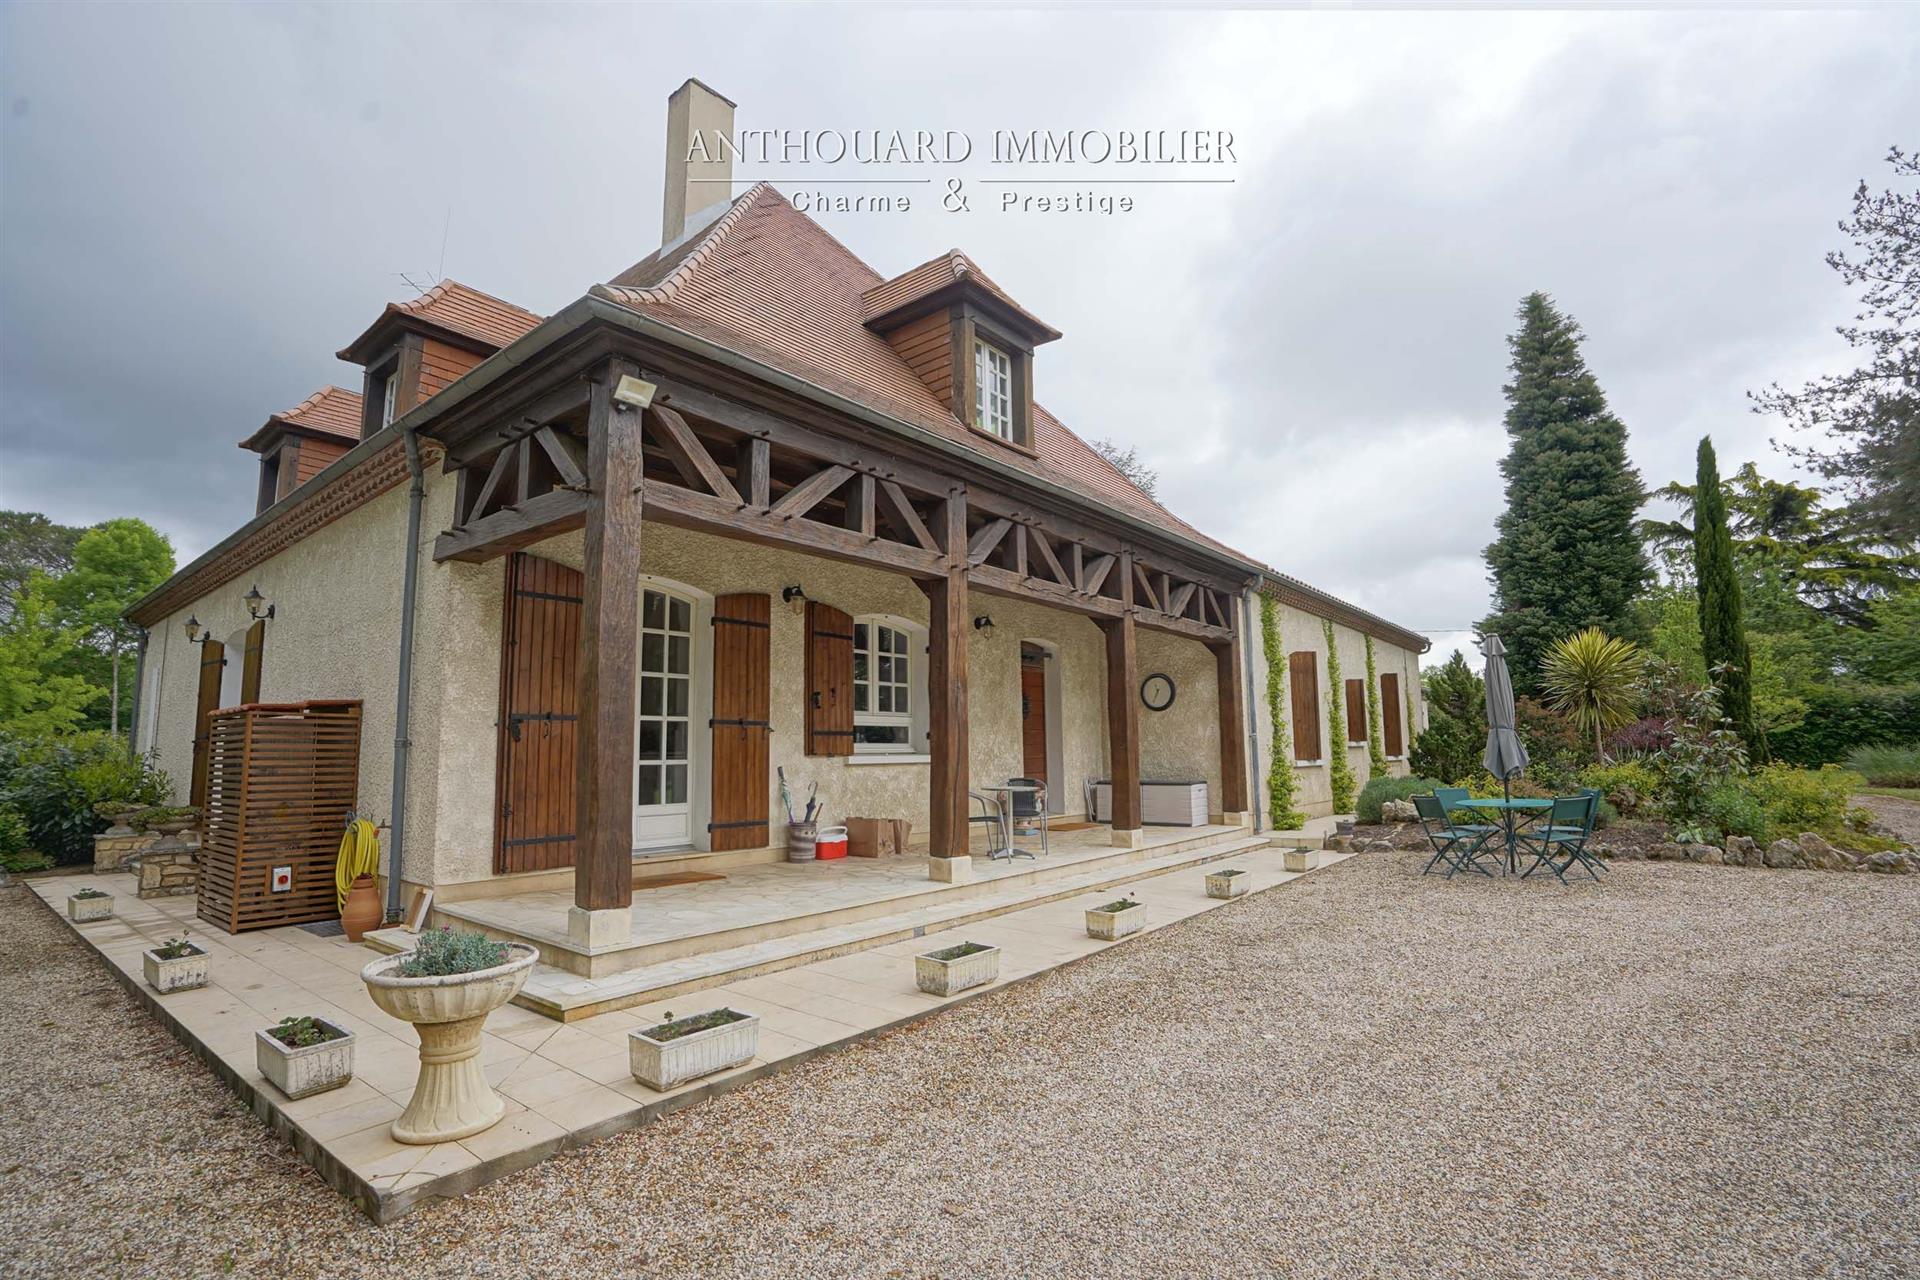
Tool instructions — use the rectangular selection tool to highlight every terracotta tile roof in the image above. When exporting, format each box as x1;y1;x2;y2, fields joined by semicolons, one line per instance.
861;250;1060;342
597;185;1249;562
338;279;544;360
238;386;362;450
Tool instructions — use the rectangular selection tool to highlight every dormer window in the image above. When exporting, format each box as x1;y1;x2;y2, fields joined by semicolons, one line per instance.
974;341;1014;440
381;370;399;427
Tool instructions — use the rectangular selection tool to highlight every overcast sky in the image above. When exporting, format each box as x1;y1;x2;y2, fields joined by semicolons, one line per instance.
3;4;1914;664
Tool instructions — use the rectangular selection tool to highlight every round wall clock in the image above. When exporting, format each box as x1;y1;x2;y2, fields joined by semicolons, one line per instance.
1139;673;1176;711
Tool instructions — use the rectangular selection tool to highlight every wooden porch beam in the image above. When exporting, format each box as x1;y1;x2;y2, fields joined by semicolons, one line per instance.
433;488;588;562
769;463;853;521
923;492;970;859
533;426;588;490
877;479;938;551
843;472;875;538
1082;553;1115;597
1167;581;1198;619
735;437;770;509
1213;607;1250;817
649;404;741;504
967;517;1011;565
1028;526;1070;587
1104;618;1141;837
644;480;946;577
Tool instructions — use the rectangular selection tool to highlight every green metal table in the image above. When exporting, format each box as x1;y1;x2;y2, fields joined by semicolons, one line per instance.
1449;797;1553;874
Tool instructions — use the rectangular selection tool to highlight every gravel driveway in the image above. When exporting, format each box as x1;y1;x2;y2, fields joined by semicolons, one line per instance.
3;851;1915;1280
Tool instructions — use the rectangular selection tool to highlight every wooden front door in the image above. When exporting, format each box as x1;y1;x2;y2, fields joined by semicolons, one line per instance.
495;553;581;874
708;593;771;851
1020;650;1048;784
189;639;226;811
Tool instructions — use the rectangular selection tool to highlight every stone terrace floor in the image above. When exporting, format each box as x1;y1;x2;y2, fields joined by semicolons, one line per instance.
2;844;1916;1279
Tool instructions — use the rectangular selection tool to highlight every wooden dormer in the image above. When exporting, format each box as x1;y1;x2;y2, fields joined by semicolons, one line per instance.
336;279;543;438
862;251;1061;453
238;387;363;514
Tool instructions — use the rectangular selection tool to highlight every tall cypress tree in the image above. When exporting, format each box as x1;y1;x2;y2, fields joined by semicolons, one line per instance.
1692;436;1766;759
1482;293;1650;695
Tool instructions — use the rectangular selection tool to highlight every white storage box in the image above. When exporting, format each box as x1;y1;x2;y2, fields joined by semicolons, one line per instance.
1088;779;1210;827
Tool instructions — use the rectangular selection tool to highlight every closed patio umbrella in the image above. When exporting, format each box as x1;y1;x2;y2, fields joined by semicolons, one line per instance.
1481;635;1529;802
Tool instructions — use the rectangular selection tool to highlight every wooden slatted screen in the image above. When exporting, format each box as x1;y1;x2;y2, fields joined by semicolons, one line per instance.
240;619;265;704
1381;672;1404;758
495;553;582;874
197;700;362;933
1288;650;1321;762
1344;678;1367;744
189;639;226;810
709;593;771;851
805;600;855;757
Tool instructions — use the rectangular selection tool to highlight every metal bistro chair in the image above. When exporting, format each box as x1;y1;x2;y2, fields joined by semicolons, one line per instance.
1413;793;1496;878
1520;793;1601;883
1433;786;1498;844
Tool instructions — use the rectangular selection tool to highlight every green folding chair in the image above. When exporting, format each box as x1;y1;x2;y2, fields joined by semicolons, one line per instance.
1520;793;1601;883
1413;793;1496;878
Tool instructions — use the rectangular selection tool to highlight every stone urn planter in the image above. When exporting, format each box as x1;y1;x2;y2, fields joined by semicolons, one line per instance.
67;888;114;922
1085;897;1144;941
915;941;1000;996
256;1016;356;1100
142;937;209;993
1205;868;1249;899
362;937;538;1144
628;1008;760;1091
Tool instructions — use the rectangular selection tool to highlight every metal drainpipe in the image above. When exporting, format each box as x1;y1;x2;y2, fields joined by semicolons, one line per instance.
125;630;148;762
1242;582;1263;833
386;426;427;922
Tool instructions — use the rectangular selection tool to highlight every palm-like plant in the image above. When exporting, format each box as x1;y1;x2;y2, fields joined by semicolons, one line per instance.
1540;628;1644;761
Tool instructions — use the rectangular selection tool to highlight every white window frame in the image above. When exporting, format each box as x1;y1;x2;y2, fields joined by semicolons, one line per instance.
852;615;927;755
973;340;1013;440
381;369;399;427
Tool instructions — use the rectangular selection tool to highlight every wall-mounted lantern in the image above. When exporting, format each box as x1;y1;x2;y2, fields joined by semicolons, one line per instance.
243;584;275;623
183;615;210;646
782;585;809;616
973;615;995;637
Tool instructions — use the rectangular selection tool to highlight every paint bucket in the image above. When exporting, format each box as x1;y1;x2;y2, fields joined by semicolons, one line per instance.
787;822;818;862
814;826;848;860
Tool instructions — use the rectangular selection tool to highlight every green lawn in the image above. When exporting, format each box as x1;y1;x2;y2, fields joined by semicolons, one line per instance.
1862;787;1920;802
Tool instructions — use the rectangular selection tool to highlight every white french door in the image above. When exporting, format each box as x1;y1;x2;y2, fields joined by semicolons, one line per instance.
634;586;698;850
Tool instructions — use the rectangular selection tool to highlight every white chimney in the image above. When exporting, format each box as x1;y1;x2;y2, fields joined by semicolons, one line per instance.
661;78;737;249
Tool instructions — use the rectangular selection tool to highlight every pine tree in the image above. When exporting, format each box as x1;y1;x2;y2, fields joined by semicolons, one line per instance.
1259;596;1305;829
1693;437;1766;760
1482;293;1650;695
1324;621;1355;813
1363;636;1387;777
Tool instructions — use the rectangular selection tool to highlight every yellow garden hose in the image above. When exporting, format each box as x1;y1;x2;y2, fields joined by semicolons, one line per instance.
336;819;381;912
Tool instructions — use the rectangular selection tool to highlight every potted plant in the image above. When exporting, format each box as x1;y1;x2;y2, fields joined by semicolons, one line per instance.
256;1015;356;1100
1085;896;1144;941
361;927;538;1144
1283;848;1315;873
66;887;114;922
915;941;1000;997
628;1007;761;1091
142;933;208;993
1205;868;1249;899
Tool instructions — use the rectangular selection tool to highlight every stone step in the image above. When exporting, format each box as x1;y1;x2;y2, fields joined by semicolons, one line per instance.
373;831;1272;1021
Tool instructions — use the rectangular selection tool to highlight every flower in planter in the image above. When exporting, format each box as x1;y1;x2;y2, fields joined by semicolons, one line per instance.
397;926;508;977
153;932;201;960
269;1015;346;1049
72;887;109;899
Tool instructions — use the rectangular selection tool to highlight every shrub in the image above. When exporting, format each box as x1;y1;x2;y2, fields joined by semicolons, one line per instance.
1769;685;1920;766
1579;760;1660;815
1745;763;1860;836
0;733;172;865
1513;696;1592;791
0;804;49;873
1845;743;1920;788
1699;781;1770;842
1355;774;1442;823
397;927;509;978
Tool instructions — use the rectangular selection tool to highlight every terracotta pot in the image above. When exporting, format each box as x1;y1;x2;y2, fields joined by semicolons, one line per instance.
341;874;380;941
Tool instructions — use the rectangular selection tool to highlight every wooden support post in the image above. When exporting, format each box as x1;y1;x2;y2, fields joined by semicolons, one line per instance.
1213;605;1250;819
1104;549;1141;844
572;361;642;942
924;490;970;864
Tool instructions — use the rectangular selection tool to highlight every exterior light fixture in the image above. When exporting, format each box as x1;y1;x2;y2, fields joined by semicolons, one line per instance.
612;374;658;412
782;585;809;615
243;584;275;622
973;615;995;636
183;615;206;644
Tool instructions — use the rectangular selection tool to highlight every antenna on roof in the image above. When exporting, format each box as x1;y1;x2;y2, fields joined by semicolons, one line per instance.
394;206;455;298
396;271;437;297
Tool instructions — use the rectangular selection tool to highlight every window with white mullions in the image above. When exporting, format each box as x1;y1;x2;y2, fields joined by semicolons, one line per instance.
853;619;920;753
974;340;1013;440
636;588;694;810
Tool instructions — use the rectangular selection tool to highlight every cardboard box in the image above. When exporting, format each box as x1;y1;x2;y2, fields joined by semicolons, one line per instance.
846;817;897;858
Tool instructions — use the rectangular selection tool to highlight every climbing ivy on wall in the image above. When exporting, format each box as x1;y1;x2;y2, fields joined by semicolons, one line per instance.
1364;636;1387;777
1324;620;1356;813
1406;679;1420;756
1260;595;1306;830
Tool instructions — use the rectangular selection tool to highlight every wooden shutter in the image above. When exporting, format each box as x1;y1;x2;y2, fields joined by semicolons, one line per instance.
709;593;771;851
189;639;226;809
239;619;266;704
1381;672;1403;758
1344;678;1367;744
805;600;855;756
1288;650;1321;762
494;553;582;874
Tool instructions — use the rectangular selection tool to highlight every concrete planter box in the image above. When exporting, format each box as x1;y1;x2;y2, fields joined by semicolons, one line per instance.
66;892;114;923
256;1019;356;1100
1205;868;1249;899
361;943;538;1145
1283;848;1315;873
142;944;208;993
1085;901;1144;941
628;1009;760;1091
916;942;1000;996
